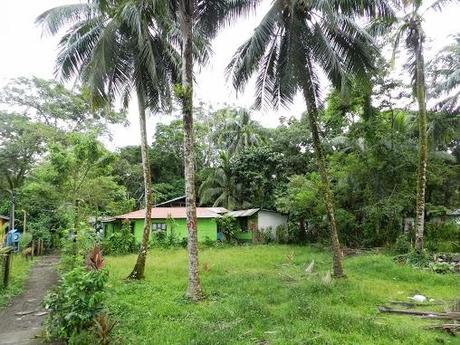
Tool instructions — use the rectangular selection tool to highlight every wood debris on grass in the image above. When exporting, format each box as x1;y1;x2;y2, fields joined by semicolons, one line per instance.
426;323;460;336
378;301;460;336
15;310;35;316
378;306;460;319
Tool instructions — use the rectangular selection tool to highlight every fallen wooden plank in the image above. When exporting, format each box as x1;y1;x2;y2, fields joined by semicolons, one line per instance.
15;310;35;316
33;311;48;317
426;323;460;336
378;306;460;320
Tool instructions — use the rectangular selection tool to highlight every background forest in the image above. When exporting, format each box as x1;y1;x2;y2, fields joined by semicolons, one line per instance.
1;63;458;251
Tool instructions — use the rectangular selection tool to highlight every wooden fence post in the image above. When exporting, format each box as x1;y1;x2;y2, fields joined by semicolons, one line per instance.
1;247;13;289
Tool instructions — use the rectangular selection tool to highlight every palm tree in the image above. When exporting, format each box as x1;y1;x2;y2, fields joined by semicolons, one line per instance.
169;0;261;300
227;0;392;277
199;151;242;210
37;0;180;279
215;108;266;154
429;34;460;114
385;0;453;252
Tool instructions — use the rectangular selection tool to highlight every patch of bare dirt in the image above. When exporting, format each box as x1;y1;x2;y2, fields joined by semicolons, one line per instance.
0;255;59;345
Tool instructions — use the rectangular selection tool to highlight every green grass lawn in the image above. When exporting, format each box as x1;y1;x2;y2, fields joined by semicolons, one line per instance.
0;254;32;306
106;246;460;345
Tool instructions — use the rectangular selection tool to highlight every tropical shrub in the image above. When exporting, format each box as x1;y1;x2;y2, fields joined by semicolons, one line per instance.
102;223;137;255
60;226;98;271
18;232;33;250
429;261;455;274
404;250;432;268
393;234;412;254
28;217;53;248
425;222;460;252
216;216;241;243
335;208;358;247
275;225;290;244
45;246;108;342
149;230;183;248
202;236;215;247
260;227;275;244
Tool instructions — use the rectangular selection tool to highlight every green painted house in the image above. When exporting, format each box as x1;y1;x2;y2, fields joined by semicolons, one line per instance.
104;207;223;243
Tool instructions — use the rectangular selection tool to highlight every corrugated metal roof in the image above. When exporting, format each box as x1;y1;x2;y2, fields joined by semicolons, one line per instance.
155;195;186;206
88;216;116;223
207;207;228;214
115;207;220;220
225;208;260;218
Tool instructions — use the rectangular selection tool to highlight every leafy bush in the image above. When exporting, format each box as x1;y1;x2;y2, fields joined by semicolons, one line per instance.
102;222;137;255
275;225;290;244
27;215;54;249
253;227;279;244
68;330;96;345
45;246;108;341
335;208;358;247
393;234;412;254
18;232;33;250
425;222;460;253
149;230;182;248
60;226;98;272
404;250;432;268
217;216;241;243
202;236;215;247
429;262;454;274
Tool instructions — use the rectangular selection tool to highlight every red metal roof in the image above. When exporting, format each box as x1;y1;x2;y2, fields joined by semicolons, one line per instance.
115;207;220;220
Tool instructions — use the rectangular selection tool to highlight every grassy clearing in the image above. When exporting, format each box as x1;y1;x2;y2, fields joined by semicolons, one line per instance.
106;246;460;345
0;254;33;306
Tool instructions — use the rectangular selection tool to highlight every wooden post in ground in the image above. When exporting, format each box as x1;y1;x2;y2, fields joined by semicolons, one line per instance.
1;247;13;289
22;210;26;234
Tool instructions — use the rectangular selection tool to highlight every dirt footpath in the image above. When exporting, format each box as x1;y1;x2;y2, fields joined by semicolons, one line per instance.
0;255;59;345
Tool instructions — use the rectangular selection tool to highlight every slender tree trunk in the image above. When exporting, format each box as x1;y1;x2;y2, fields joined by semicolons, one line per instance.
9;190;15;232
302;64;344;278
128;92;153;280
180;0;203;301
414;30;428;253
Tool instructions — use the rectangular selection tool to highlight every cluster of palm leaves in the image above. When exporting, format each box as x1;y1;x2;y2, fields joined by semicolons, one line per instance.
37;0;456;292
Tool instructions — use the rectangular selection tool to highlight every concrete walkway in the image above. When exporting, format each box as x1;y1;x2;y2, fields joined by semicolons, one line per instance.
0;255;59;345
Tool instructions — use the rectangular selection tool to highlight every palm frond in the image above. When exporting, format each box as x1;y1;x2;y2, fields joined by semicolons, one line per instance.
36;3;94;35
226;0;283;92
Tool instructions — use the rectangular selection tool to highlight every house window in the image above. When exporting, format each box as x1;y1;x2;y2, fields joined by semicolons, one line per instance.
151;223;167;232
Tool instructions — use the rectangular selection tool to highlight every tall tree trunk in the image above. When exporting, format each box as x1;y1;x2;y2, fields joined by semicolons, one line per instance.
302;62;344;278
9;190;15;232
128;91;153;280
414;29;428;253
180;0;203;301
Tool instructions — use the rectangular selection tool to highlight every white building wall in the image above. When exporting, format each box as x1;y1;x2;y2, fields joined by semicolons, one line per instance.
257;210;288;238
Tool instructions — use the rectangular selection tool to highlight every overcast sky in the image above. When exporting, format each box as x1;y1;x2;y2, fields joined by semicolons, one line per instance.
0;0;458;149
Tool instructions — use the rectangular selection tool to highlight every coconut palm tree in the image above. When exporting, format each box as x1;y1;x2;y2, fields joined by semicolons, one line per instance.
199;151;243;210
168;0;262;300
382;0;454;252
37;0;180;279
429;34;460;114
227;0;393;277
215;108;266;154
